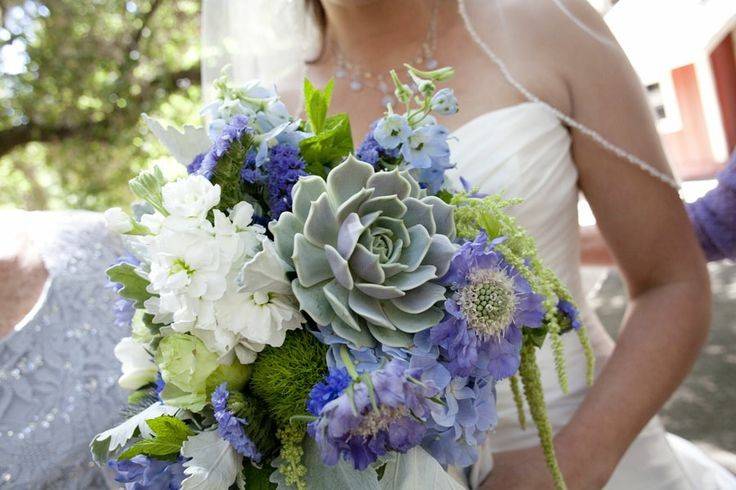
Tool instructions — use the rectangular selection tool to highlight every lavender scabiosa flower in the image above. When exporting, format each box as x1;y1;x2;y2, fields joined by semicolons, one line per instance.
430;232;545;379
108;455;185;490
211;383;261;462
307;367;351;416
195;114;251;179
309;359;439;470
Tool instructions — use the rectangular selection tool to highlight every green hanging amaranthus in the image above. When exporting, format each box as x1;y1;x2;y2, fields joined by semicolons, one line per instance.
452;192;595;488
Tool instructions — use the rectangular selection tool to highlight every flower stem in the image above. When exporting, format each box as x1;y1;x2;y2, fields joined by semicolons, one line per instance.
339;345;360;380
519;342;566;490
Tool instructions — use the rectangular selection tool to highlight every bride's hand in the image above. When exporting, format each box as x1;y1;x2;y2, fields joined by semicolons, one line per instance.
478;433;611;490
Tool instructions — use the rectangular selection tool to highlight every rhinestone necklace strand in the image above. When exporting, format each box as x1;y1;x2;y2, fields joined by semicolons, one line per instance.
331;0;440;107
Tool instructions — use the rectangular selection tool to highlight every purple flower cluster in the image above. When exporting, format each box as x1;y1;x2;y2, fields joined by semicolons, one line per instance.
430;232;545;380
307;367;351;416
189;114;251;179
309;360;439;470
264;144;307;218
357;118;453;194
687;153;736;261
108;455;185;490
211;383;261;462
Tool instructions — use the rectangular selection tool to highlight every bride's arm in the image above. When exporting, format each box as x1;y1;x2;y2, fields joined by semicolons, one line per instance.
558;1;710;487
482;1;711;488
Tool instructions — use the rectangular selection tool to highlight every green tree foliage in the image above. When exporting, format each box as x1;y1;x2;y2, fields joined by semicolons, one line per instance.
0;0;201;210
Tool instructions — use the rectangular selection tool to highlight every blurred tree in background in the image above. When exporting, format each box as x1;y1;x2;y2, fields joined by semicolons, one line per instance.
0;0;201;210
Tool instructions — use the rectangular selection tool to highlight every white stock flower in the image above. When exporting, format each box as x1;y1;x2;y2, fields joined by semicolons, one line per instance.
214;239;303;352
104;207;133;234
230;201;254;230
161;175;221;219
114;337;157;390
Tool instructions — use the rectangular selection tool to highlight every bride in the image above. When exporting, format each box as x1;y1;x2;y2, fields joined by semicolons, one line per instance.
203;0;735;488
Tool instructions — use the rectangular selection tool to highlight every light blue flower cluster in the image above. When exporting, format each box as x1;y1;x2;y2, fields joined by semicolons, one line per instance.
358;65;458;193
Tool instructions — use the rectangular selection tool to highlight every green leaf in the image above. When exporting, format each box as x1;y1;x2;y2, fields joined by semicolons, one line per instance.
299;114;354;178
303;78;334;134
118;415;193;461
243;464;277;490
523;326;549;349
106;262;151;308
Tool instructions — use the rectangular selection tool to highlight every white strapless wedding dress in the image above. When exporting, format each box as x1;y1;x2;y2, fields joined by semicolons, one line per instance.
448;102;736;489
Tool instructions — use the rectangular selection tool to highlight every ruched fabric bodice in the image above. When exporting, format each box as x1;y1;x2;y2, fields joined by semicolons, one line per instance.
450;103;735;489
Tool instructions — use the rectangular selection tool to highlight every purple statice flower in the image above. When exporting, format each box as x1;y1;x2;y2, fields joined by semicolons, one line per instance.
430;232;545;380
265;143;306;218
309;359;439;470
108;455;185;490
557;299;581;331
211;383;261;462
687;153;736;261
194;114;251;179
307;368;351;416
108;255;139;328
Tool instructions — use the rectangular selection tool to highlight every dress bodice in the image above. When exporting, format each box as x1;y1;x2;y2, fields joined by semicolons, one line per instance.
449;102;612;452
0;211;128;489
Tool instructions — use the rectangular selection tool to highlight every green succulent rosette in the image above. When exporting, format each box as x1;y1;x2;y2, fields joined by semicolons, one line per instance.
270;155;457;348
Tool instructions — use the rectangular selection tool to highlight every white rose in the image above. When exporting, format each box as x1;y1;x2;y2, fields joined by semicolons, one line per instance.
104;207;133;234
162;175;221;219
114;337;157;390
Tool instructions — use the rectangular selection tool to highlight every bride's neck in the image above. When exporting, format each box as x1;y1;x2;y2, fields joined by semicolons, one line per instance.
321;0;451;70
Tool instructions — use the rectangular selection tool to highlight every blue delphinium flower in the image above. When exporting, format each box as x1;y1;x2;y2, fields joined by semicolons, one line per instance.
108;455;185;490
557;299;581;331
309;359;439;470
187;152;205;175
430;88;459;116
194;114;252;179
430;232;545;379
356;124;401;167
211;383;261;462
400;124;450;170
373;114;411;149
418;155;455;194
307;367;351;416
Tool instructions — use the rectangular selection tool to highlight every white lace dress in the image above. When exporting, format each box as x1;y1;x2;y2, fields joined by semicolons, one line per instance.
450;103;736;489
0;211;128;489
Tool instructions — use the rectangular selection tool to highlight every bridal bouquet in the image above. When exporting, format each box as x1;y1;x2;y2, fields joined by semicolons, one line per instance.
93;65;593;490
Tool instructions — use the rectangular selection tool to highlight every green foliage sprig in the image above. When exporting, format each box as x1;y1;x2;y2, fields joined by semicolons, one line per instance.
118;415;193;461
298;80;354;178
276;423;308;490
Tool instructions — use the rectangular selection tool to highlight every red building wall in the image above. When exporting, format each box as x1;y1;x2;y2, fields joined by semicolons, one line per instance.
661;64;716;179
710;32;736;154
